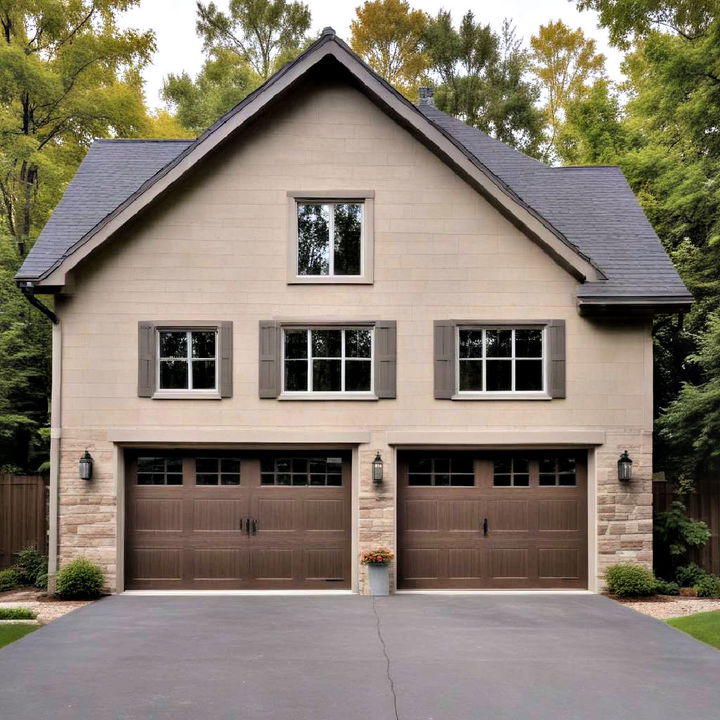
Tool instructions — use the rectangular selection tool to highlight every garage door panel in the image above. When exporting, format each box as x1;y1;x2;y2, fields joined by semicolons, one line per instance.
254;498;295;532
487;499;529;533
402;549;440;580
403;501;439;531
490;548;529;580
538;548;581;580
444;500;483;532
130;548;183;581
192;499;247;532
251;549;294;580
447;548;483;579
304;548;345;581
304;499;345;532
133;498;183;533
537;500;581;532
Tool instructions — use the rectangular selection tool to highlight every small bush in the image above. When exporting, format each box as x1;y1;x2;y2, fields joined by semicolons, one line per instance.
13;548;47;586
655;578;680;596
676;563;707;588
0;607;37;620
695;574;720;598
55;558;104;599
0;568;20;592
605;564;657;597
34;572;48;591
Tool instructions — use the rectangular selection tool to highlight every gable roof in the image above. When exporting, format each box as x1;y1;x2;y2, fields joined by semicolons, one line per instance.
17;29;691;313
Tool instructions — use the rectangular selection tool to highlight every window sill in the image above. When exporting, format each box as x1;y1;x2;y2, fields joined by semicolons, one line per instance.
451;392;552;401
279;393;378;401
151;391;222;400
288;276;373;285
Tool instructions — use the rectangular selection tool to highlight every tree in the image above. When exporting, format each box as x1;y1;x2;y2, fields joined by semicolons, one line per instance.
350;0;430;98
530;20;606;160
195;0;311;81
423;12;544;155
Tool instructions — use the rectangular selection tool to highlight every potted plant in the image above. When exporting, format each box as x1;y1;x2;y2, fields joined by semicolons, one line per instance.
360;548;394;596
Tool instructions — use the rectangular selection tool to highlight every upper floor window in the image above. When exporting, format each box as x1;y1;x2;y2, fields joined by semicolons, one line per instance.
158;330;217;392
457;327;545;395
287;192;374;284
283;327;373;395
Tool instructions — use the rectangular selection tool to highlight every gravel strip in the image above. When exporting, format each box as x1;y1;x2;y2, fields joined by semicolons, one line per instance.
0;590;92;624
617;596;720;620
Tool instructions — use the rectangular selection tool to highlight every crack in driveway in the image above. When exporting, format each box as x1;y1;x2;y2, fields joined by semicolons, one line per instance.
371;597;400;720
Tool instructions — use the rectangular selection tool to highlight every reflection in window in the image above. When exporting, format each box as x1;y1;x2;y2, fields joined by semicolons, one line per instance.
283;328;372;394
195;458;241;485
539;457;577;486
407;456;475;486
260;457;343;486
493;457;530;487
136;457;183;485
458;328;544;393
297;203;362;276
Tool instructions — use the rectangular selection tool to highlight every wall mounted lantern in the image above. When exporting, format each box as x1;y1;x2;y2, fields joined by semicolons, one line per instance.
618;450;633;482
79;450;94;481
372;451;384;485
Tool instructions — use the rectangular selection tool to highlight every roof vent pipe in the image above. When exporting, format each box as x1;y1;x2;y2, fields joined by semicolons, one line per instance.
418;87;435;106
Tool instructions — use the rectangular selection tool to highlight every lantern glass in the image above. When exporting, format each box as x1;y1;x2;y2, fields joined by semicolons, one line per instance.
79;451;93;481
617;451;632;482
372;452;383;484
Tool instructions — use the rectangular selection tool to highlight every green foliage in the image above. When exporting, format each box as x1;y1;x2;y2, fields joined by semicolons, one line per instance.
34;572;48;590
695;574;720;598
0;607;36;620
605;563;658;597
0;568;20;592
423;13;544;155
654;501;711;562
654;578;680;596
675;562;707;588
12;547;47;587
667;610;720;649
55;558;104;599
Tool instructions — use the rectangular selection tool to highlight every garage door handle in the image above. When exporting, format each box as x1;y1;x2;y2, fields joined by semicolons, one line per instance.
483;518;488;537
245;518;250;536
251;518;257;535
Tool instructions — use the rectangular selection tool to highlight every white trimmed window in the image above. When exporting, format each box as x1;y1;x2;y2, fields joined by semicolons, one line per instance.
457;326;545;395
282;327;373;395
157;329;218;392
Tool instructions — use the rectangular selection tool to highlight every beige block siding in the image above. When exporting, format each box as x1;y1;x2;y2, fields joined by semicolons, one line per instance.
54;79;654;591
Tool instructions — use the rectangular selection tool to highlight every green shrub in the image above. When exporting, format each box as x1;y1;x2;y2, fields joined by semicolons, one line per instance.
13;548;47;586
655;578;680;596
34;572;48;591
695;574;720;598
676;563;707;588
0;607;37;620
0;568;20;592
55;558;104;599
605;564;658;597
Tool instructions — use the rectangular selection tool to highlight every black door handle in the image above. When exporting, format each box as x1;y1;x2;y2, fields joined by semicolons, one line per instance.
245;518;251;536
483;518;488;537
251;518;257;535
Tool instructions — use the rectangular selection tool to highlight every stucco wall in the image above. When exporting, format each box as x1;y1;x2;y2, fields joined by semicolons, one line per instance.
54;79;654;590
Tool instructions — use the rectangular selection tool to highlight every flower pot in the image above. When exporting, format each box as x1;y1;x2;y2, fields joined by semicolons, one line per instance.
367;563;390;596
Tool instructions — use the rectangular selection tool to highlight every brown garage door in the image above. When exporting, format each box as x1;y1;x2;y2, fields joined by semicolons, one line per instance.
398;451;587;589
125;451;351;590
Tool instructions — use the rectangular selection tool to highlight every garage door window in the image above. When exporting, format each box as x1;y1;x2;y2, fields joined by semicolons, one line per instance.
195;458;241;485
407;456;475;486
539;457;577;486
493;457;530;487
136;457;183;485
261;457;343;486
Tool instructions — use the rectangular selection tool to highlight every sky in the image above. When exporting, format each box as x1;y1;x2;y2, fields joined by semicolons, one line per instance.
118;0;623;110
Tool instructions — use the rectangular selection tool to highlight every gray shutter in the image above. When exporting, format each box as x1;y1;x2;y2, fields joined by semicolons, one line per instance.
547;320;566;399
374;321;397;399
137;321;155;397
219;321;233;398
434;321;456;399
259;321;281;398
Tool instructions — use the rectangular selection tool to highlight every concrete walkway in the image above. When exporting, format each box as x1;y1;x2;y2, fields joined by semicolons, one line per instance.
1;594;719;719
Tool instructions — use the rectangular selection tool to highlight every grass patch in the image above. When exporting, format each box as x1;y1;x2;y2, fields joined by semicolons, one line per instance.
0;624;38;649
0;607;37;620
667;611;720;649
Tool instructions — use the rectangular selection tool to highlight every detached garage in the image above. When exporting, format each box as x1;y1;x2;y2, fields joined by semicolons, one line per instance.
397;451;588;590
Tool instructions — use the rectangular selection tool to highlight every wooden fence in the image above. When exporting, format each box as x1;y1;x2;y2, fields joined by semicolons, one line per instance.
0;475;48;570
654;476;720;576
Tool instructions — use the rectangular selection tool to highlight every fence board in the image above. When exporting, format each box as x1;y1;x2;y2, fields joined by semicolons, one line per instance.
0;475;48;570
654;474;720;576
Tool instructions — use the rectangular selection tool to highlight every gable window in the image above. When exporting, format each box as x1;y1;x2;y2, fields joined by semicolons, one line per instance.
138;321;233;399
283;327;373;395
287;192;374;284
458;327;544;394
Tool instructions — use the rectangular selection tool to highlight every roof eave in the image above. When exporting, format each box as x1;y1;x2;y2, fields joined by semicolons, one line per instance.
578;295;693;317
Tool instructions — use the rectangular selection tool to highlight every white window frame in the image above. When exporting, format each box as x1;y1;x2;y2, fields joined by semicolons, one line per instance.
281;327;375;398
455;325;548;399
287;191;374;285
156;329;219;395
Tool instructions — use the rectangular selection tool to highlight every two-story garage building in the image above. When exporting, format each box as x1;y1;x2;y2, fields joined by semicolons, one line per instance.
16;30;691;593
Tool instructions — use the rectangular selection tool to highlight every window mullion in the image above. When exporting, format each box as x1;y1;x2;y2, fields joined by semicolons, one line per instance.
341;329;346;392
187;330;193;390
482;329;487;392
328;204;334;277
307;330;312;392
511;329;516;392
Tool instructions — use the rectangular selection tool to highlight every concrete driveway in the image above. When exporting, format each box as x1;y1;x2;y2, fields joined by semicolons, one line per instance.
1;594;719;720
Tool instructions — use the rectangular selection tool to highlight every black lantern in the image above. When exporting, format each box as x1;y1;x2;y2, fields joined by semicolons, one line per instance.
618;450;633;482
372;451;384;484
79;450;93;481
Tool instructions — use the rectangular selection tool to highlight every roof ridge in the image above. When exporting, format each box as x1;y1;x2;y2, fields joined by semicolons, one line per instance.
93;138;195;144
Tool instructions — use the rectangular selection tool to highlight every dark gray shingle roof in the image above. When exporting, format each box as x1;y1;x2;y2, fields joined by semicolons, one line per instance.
16;139;193;281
